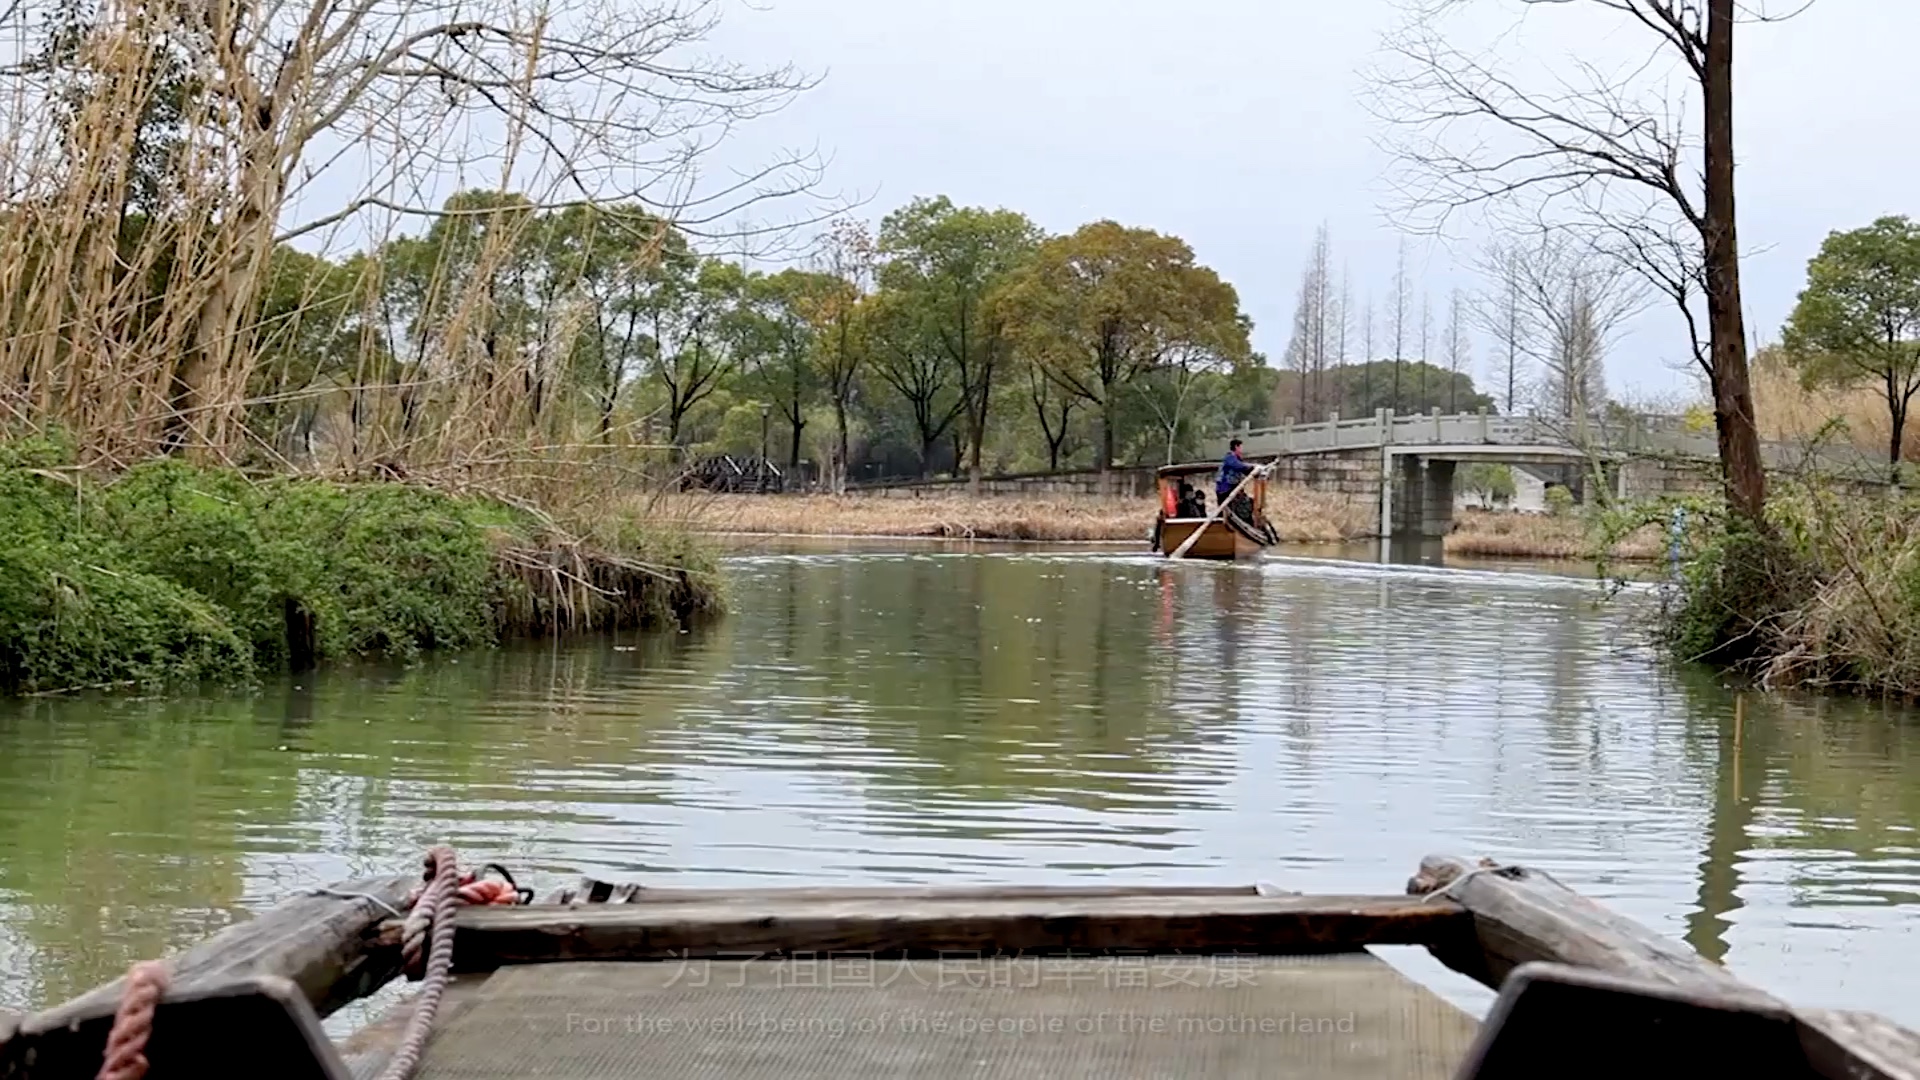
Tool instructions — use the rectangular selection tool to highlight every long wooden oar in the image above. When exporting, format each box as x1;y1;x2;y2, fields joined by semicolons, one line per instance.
1166;462;1272;560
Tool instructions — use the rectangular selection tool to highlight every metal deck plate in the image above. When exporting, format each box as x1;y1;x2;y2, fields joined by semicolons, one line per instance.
415;954;1478;1079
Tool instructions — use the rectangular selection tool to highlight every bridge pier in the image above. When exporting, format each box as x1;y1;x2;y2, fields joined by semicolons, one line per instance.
1394;455;1424;536
1423;459;1456;537
1382;453;1455;540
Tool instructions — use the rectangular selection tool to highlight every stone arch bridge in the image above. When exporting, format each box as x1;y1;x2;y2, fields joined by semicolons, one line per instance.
1214;408;1865;539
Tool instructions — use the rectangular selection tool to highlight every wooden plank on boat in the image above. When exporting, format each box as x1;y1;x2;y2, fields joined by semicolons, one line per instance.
1411;856;1920;1080
411;955;1481;1080
1796;1009;1920;1080
543;879;1294;905
337;974;495;1080
24;873;413;1035
445;893;1471;972
1453;961;1810;1079
1406;854;1765;999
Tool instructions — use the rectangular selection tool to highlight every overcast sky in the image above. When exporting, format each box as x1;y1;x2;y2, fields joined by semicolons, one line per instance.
693;0;1920;405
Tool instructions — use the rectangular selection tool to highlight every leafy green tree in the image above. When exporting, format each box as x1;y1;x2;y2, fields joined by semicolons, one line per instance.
247;247;363;454
736;269;837;467
998;222;1250;478
1783;216;1920;470
639;258;751;448
536;204;686;442
872;197;1041;486
1460;463;1517;505
373;190;545;443
864;286;965;478
1302;360;1494;418
810;221;875;490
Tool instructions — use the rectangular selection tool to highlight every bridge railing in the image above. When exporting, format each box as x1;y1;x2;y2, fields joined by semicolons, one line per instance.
1235;408;1694;455
1228;408;1870;473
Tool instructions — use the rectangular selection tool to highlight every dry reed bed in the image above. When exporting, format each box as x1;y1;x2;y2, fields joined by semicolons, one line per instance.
658;491;1654;558
1752;357;1909;462
1445;511;1662;561
657;490;1377;544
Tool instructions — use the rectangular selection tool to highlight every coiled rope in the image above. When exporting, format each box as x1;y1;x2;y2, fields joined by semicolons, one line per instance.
382;848;523;1080
93;847;521;1080
94;962;168;1080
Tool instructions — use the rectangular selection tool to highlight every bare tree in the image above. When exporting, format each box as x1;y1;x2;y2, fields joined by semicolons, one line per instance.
1373;0;1792;521
1419;291;1433;409
1509;235;1645;417
1390;238;1412;408
1284;223;1335;420
1446;288;1471;412
1137;341;1234;465
1361;292;1377;410
1336;266;1354;393
1475;242;1528;414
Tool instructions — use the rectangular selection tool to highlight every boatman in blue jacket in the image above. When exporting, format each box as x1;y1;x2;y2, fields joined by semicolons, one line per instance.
1216;438;1252;516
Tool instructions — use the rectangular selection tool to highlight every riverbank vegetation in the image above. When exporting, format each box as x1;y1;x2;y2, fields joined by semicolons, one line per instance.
1620;482;1920;697
1634;212;1920;696
0;0;813;692
0;442;716;695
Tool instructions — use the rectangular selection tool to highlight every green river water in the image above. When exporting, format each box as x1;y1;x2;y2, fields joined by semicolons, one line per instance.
3;539;1919;1025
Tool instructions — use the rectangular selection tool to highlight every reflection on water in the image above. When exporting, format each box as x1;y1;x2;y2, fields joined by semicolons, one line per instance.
2;548;1919;1026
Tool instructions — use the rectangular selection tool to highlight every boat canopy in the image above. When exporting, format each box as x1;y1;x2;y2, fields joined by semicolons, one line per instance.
1155;462;1222;480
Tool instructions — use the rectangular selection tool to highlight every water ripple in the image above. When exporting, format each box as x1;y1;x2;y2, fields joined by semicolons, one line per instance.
2;545;1919;1026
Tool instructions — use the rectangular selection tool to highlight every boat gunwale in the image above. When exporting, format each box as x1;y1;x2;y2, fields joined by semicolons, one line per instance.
11;856;1920;1080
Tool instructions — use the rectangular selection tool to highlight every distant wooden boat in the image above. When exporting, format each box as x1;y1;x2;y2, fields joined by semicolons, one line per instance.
10;854;1920;1079
1151;461;1276;560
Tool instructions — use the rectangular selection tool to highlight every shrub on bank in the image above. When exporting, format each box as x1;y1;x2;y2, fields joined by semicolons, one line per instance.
0;447;254;691
0;447;718;694
1648;483;1920;695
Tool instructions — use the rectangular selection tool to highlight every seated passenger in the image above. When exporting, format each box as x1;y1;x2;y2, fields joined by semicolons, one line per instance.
1176;481;1203;517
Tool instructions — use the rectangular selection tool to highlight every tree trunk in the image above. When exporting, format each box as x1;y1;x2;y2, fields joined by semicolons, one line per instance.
1890;394;1908;485
178;252;265;453
967;372;989;497
1098;405;1116;494
789;415;803;471
1702;0;1766;523
834;397;850;494
176;123;286;455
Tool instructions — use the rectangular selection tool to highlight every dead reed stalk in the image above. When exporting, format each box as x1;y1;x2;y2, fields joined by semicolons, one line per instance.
0;0;826;500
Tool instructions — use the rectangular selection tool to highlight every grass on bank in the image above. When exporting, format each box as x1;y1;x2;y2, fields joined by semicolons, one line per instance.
0;441;719;695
